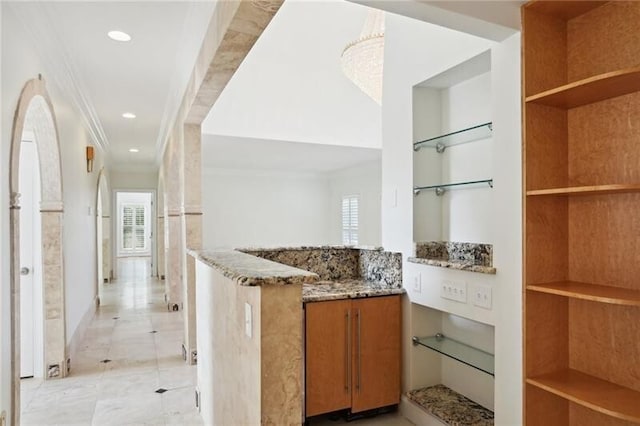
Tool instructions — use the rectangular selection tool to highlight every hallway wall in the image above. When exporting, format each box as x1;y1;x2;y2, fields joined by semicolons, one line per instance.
1;5;106;420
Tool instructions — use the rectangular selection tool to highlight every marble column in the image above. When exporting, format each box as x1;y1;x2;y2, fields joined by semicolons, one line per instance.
40;209;67;379
164;135;184;311
101;216;111;281
157;216;165;280
181;123;201;364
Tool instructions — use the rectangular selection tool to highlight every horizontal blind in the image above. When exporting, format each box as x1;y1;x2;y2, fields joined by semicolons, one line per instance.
342;195;359;245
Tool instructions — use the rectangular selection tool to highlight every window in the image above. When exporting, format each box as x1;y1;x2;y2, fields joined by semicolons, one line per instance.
121;204;146;251
342;195;359;245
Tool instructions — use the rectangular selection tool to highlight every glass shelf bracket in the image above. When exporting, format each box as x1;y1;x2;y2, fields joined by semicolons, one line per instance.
414;179;493;196
414;122;492;153
412;333;495;376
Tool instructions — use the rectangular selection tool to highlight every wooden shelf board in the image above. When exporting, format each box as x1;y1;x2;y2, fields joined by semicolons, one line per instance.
527;282;640;306
527;369;640;423
525;67;640;108
526;183;640;196
524;1;606;20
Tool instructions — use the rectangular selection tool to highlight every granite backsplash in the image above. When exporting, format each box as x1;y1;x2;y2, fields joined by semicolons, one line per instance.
416;241;493;267
240;246;402;288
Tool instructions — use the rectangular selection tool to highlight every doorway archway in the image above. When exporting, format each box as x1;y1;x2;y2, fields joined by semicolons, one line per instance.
95;169;111;305
9;77;67;423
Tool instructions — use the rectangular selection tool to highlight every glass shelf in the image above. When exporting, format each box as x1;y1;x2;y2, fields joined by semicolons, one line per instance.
412;333;494;376
414;122;492;153
414;179;493;196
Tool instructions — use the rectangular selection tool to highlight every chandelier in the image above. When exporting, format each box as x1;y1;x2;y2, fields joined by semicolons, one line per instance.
341;10;385;105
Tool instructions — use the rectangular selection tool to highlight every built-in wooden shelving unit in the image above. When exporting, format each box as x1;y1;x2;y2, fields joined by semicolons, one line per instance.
523;1;640;424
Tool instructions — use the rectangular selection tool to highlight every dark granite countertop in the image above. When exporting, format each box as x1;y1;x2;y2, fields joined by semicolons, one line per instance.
303;279;406;302
188;249;318;286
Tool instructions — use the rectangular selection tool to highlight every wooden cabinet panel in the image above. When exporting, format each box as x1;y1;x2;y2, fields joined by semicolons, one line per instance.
305;295;402;418
305;299;351;417
351;296;401;413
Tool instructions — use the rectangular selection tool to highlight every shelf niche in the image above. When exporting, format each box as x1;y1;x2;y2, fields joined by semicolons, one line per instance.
523;2;640;424
412;49;493;250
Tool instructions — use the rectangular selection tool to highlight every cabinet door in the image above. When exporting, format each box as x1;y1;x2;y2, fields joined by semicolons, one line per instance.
351;295;401;413
305;299;352;417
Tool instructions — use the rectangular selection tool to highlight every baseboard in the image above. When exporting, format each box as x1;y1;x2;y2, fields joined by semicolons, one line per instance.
66;296;98;370
400;395;447;426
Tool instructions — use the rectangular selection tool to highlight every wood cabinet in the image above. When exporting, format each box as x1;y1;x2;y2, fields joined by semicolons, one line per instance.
305;295;401;418
522;2;640;424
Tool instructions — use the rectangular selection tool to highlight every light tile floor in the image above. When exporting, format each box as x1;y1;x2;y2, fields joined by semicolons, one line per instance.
20;258;202;426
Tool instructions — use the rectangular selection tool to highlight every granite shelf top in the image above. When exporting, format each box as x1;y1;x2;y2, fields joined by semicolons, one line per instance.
408;257;497;275
238;245;383;252
188;249;319;286
406;385;494;425
303;279;406;302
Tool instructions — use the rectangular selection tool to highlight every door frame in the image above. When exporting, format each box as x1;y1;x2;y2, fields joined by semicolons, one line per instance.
111;189;157;279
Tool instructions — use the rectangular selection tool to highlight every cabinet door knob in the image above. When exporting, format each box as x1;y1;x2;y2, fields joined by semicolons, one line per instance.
20;267;30;276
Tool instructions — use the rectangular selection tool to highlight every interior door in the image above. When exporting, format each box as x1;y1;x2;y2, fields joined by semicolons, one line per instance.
19;141;36;378
351;295;401;413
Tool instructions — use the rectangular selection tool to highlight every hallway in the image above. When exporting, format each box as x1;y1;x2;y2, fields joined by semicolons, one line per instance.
20;258;201;426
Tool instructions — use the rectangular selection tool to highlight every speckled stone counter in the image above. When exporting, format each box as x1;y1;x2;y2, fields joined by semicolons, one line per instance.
188;249;319;286
303;279;406;302
241;245;403;286
409;241;496;275
406;385;494;425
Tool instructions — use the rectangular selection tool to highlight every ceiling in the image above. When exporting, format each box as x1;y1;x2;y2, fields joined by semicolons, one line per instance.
7;1;216;170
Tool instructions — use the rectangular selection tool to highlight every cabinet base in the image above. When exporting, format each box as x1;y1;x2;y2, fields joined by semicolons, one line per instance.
304;404;398;425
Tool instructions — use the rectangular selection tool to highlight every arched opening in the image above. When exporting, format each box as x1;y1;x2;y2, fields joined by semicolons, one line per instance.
95;169;111;305
9;78;66;423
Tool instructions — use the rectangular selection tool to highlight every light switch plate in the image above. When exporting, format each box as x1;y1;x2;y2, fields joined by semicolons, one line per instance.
473;284;492;309
441;280;467;303
413;273;422;293
244;302;252;338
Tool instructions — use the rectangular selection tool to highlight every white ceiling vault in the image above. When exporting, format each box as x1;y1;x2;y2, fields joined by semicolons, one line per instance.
7;1;216;170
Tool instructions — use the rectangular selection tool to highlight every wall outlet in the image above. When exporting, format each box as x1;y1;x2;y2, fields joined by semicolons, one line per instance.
473;284;492;309
412;273;422;293
441;280;467;303
244;302;252;338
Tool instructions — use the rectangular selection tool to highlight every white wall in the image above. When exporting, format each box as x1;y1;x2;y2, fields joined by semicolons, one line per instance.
203;0;381;150
328;160;381;246
382;13;522;425
413;72;493;243
1;4;105;419
202;168;332;248
110;170;158;190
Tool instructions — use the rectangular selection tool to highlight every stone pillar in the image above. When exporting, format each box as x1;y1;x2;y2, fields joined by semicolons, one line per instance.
40;209;67;379
164;136;184;311
101;216;111;281
181;123;201;364
157;215;165;280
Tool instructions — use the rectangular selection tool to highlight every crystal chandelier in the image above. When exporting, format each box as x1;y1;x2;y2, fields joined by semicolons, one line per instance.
341;10;385;105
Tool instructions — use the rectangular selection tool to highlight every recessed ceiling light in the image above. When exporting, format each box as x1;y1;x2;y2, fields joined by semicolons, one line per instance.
129;148;139;153
108;30;131;42
122;112;136;119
